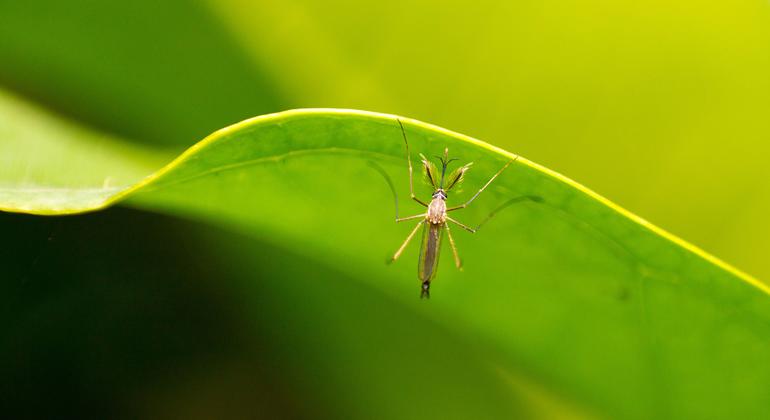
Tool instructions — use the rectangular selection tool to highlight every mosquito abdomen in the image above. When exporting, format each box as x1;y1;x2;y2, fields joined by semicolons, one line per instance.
418;222;444;297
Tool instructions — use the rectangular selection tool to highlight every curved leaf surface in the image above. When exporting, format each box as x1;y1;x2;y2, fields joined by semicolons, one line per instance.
2;105;769;419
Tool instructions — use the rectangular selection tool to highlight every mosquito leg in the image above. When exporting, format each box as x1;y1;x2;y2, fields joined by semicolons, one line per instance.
445;223;463;270
397;119;429;207
472;195;542;231
388;220;424;264
368;160;421;221
396;214;427;223
446;217;476;233
446;156;518;212
449;195;542;233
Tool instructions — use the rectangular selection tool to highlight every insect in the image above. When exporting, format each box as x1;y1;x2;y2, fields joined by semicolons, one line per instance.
387;119;532;298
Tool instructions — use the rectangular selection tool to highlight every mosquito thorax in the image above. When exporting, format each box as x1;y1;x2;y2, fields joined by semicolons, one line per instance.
427;190;448;224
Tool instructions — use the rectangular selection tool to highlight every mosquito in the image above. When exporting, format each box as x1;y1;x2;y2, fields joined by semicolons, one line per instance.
386;119;535;298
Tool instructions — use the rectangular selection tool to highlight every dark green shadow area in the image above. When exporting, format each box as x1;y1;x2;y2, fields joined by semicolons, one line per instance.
0;208;555;420
0;209;296;418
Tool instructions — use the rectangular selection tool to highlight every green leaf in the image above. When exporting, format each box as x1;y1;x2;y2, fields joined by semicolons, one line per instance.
3;94;769;419
0;91;169;213
209;0;770;280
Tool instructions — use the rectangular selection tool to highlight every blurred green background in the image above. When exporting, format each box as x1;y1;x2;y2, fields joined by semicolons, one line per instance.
2;0;769;418
2;0;768;279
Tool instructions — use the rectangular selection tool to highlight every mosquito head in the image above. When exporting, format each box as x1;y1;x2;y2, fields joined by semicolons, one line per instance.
432;189;447;200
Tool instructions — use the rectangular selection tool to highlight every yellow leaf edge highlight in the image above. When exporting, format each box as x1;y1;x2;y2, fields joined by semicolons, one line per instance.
2;108;766;295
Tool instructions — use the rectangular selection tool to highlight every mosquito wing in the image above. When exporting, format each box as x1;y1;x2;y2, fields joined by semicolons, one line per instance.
418;222;444;284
